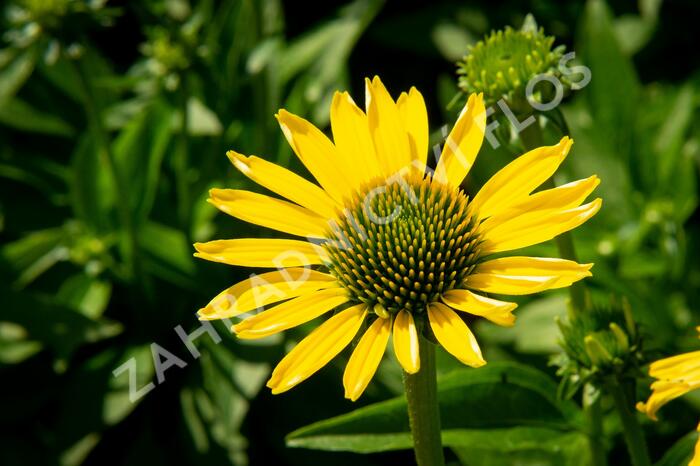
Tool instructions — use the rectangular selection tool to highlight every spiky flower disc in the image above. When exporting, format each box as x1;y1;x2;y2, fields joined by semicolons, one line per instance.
194;76;601;401
325;175;481;315
457;25;567;109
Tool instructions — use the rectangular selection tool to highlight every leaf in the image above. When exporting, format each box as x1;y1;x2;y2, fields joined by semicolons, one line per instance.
0;283;122;362
172;97;223;136
279;0;382;96
0;226;69;287
180;338;269;464
112;99;173;225
0;97;75;136
655;429;699;466
0;46;37;103
654;84;694;187
140;221;197;286
70;133;116;231
432;22;474;61
50;345;154;463
579;0;640;157
55;273;112;319
450;427;591;466
286;361;583;453
477;294;568;355
0;321;42;364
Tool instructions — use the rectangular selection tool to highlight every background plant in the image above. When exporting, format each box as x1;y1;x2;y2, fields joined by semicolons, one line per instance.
1;0;699;465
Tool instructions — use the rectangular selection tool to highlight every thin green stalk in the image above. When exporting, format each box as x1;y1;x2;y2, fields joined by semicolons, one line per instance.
518;116;606;466
403;338;445;466
607;380;652;466
583;383;608;466
72;57;138;281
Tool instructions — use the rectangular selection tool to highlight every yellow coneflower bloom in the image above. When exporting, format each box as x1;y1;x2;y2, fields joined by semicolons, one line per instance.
194;76;601;401
637;328;700;466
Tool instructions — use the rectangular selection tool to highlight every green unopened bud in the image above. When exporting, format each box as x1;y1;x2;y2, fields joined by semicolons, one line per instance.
554;296;645;397
609;322;629;353
584;335;613;367
456;14;569;112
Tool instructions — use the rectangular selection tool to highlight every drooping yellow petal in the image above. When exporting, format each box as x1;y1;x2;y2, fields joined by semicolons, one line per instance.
226;150;338;219
636;349;700;421
233;288;348;339
197;268;338;320
441;289;517;326
276;109;355;202
365;76;411;177
489;175;600;219
636;380;693;421
427;302;485;367
471;257;593;293
392;310;420;373
208;189;329;239
330;91;382;183
343;316;391;401
480;198;602;254
470;136;573;220
267;304;367;393
396;87;429;176
194;238;328;267
434;93;486;187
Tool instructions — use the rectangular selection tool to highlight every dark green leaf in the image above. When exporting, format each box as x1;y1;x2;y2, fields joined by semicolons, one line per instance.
0;97;75;136
286;362;583;453
655;429;698;466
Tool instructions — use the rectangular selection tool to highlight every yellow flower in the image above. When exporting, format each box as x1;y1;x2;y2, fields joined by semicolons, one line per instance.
637;328;700;466
194;76;601;401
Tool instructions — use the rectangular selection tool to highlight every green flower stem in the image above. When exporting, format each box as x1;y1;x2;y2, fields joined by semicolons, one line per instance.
72;57;139;281
518;116;606;466
583;383;608;466
607;380;651;466
403;338;445;466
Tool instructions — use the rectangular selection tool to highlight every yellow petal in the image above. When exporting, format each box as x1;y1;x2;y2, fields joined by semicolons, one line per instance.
434;93;486;187
427;302;485;367
396;87;429;176
276;109;354;203
636;380;692;421
471;257;594;293
365;76;411;177
208;189;329;239
489;175;600;220
267;304;367;393
648;350;700;381
343;316;391;401
330;91;382;183
471;136;573;220
466;273;558;296
392;310;420;373
441;289;517;326
480;198;602;254
233;288;348;339
194;238;328;267
227;150;338;219
197;268;338;320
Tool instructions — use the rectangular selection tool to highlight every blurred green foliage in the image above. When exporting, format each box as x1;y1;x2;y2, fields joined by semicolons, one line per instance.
1;0;699;465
